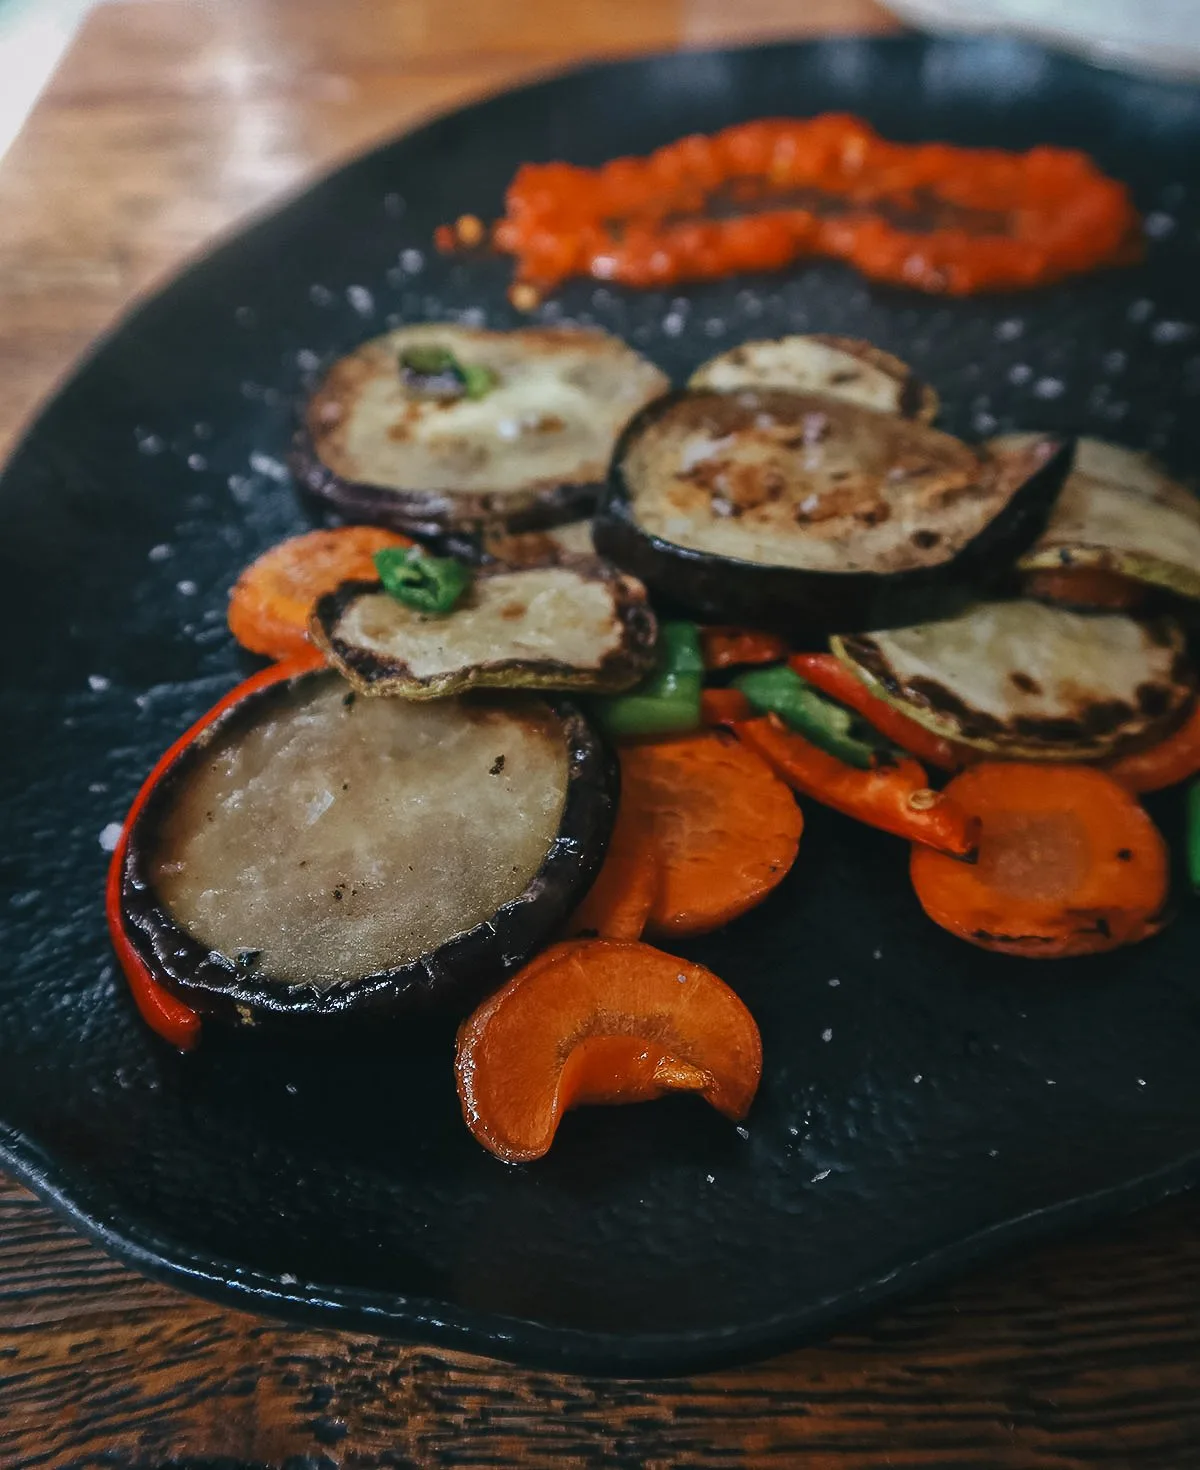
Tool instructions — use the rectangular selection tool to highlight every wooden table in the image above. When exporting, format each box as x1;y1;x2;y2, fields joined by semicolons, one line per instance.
2;2;1200;1464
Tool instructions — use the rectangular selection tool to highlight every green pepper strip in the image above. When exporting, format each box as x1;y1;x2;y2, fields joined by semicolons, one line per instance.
733;664;895;771
374;546;471;615
1188;780;1200;892
593;621;703;738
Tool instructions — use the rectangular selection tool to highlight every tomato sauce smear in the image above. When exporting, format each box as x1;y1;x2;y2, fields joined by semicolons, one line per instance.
437;114;1140;299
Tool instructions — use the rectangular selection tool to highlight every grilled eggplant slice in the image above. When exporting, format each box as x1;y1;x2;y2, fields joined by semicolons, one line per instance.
294;325;669;536
689;334;938;423
595;389;1071;637
481;518;597;567
120;668;615;1029
833;600;1193;761
311;558;656;699
1005;435;1200;600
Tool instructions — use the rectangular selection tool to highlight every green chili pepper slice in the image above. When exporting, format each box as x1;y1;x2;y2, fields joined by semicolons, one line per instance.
374;546;471;615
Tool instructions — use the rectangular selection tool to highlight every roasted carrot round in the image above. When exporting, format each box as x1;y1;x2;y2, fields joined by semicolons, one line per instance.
456;939;762;1162
620;732;802;937
701;626;790;670
788;653;970;771
1024;566;1144;611
227;527;411;660
567;800;658;942
910;763;1169;958
1103;699;1200;793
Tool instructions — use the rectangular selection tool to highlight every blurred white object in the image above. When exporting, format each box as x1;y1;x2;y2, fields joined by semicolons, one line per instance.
0;0;95;161
885;0;1200;79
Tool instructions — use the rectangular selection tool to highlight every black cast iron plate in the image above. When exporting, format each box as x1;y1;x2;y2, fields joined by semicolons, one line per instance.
2;36;1200;1374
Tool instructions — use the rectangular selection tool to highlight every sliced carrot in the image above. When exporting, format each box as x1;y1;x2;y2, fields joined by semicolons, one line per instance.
455;939;762;1162
789;653;970;771
701;626;790;670
227;527;411;660
1024;566;1144;611
1103;700;1200;794
106;649;326;1048
620;732;803;937
735;713;976;857
567;801;658;941
701;687;755;726
910;763;1169;958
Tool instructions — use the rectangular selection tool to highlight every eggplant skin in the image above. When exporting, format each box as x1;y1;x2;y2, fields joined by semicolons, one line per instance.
118;670;617;1033
290;424;601;538
594;391;1074;641
309;559;657;699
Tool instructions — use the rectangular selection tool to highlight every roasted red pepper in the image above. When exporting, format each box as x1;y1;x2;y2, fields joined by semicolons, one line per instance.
733;713;977;857
106;650;326;1048
700;687;755;726
700;626;790;671
788;653;971;773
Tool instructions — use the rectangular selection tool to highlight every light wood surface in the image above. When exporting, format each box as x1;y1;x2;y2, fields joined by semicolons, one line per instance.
4;2;1200;1466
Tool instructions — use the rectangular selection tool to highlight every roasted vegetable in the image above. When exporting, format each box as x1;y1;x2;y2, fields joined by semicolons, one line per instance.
311;558;657;700
910;764;1169;957
455;939;763;1163
228;527;413;662
788;652;969;771
482;518;596;567
832;600;1193;762
294;324;668;536
619;732;803;937
700;626;789;670
119;668;616;1030
595;387;1071;636
1103;699;1200;793
106;651;328;1048
733;663;890;769
689;334;938;422
591;619;703;738
374;544;471;614
1008;435;1200;600
734;714;976;856
1189;781;1200;893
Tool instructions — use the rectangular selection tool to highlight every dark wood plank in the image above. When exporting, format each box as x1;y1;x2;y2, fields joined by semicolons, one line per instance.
3;1174;1200;1467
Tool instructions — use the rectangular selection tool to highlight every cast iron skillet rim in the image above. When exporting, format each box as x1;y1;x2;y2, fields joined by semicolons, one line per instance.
2;1120;1198;1375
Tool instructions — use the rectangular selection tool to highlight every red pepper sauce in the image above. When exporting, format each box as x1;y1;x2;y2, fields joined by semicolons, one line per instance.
438;115;1141;299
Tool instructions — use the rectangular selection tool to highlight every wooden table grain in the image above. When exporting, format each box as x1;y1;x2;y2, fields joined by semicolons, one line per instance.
2;2;1200;1466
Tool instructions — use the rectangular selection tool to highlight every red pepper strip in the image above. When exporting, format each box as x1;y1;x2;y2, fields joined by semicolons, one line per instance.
701;626;790;671
106;650;326;1049
1103;699;1200;794
700;688;755;726
733;713;978;857
788;653;972;772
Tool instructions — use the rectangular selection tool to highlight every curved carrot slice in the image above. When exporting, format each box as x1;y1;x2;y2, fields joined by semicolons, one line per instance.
1024;567;1144;612
227;527;411;660
789;653;970;771
567;799;658;941
106;649;327;1048
620;732;803;937
701;687;754;726
701;626;789;670
910;763;1169;958
456;939;762;1162
1103;700;1200;794
736;713;976;856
